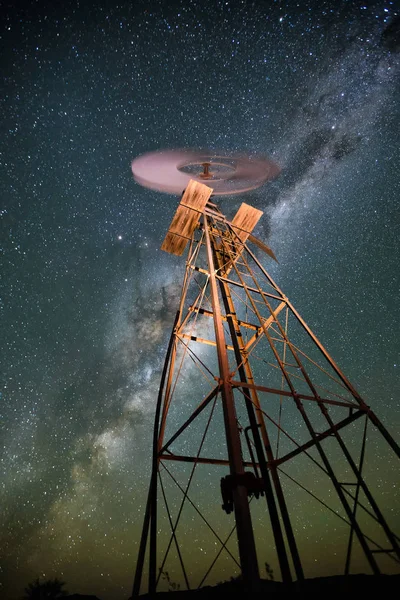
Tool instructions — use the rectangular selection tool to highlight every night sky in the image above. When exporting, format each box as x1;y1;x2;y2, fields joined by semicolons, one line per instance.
1;1;400;599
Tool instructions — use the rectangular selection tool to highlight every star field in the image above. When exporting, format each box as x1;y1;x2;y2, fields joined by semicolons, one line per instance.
1;1;399;599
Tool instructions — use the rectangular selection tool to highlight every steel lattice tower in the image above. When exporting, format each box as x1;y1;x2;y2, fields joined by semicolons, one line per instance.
132;178;400;597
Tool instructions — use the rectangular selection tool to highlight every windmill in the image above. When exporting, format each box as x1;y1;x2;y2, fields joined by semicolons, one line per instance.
130;149;400;597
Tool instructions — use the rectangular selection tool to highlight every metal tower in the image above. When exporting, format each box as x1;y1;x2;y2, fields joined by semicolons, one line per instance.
130;151;400;597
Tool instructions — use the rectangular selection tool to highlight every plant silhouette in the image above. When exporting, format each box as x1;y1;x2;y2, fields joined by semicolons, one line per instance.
264;562;275;581
159;570;180;592
21;577;68;599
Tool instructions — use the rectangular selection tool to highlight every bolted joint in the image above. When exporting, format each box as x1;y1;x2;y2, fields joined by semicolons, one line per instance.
220;472;265;514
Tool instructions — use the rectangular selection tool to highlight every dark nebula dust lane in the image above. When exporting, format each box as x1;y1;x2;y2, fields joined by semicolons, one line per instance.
1;2;399;599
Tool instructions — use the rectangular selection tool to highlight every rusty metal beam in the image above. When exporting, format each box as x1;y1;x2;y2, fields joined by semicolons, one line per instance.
274;410;365;466
244;301;287;351
217;274;284;302
179;333;234;351
204;214;260;590
231;380;358;409
188;305;259;331
160;453;232;466
160;385;220;455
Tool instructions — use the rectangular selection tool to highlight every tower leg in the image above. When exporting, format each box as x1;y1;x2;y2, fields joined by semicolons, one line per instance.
132;312;180;598
204;218;260;591
216;254;297;583
217;226;306;583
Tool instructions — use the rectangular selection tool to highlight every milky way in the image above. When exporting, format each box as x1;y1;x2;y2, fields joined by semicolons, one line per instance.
1;2;399;599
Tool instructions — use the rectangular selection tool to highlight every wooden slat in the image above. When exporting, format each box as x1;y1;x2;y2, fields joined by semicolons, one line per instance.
248;233;278;262
230;203;263;242
161;179;213;256
220;203;263;273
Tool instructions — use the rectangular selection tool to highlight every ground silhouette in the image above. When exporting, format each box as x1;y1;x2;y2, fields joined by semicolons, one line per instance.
21;573;400;599
136;573;400;599
65;595;102;600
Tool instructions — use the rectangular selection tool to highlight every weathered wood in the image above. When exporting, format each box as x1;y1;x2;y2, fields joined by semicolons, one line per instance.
161;179;213;255
220;203;264;272
230;202;263;243
248;232;278;262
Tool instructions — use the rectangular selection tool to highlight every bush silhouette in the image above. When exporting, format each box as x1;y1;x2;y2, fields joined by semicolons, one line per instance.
21;577;68;599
